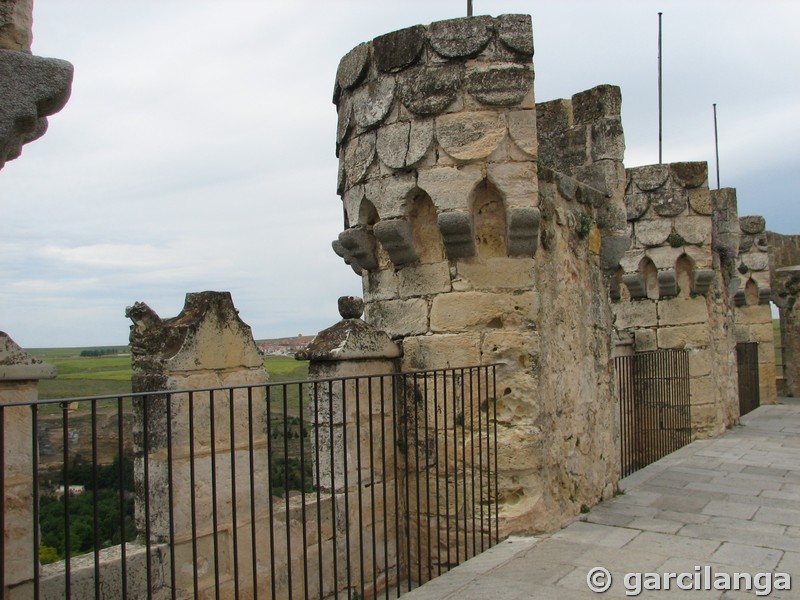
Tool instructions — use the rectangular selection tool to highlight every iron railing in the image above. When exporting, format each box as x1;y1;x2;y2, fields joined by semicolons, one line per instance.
615;350;691;478
1;365;499;600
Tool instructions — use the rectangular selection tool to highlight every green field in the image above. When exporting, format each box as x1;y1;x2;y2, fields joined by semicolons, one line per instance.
27;347;309;401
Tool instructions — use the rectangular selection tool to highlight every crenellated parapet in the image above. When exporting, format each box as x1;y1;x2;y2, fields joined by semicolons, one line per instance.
733;216;771;306
618;162;717;300
332;14;540;272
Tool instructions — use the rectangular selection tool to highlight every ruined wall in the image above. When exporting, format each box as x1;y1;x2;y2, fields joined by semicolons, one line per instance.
331;15;622;537
613;163;739;438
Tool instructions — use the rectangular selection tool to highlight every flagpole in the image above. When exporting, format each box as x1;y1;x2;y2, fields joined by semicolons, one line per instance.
467;0;473;17
713;103;720;189
658;12;663;164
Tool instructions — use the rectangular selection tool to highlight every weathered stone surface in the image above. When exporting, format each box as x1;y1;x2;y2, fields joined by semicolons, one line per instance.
629;164;669;192
363;170;417;219
738;233;754;254
372;25;425;72
397;63;463;115
688;188;713;215
536;98;571;136
670;162;707;189
656;324;708;349
634;219;672;247
0;331;56;380
740;215;766;235
692;269;714;295
428;16;493;58
741;251;769;273
506;109;537;156
455;257;535;291
351;76;395;130
0;0;32;51
437;210;475;259
572;85;622;124
375;118;433;169
338;295;364;319
624;192;650;221
435;110;506;160
373;219;418;267
336;42;370;91
497;14;534;56
402;333;481;370
0;50;73;169
342;130;376;186
301;314;400;362
506;207;540;256
601;235;631;271
590;118;625;161
337;227;378;272
634;328;657;352
657;296;708;326
487;161;537;208
364;298;428;338
336;95;352;145
613;300;657;329
658;270;678;297
622;273;646;299
417;163;483;211
646;245;683;270
465;64;533;106
397;261;451;298
651;189;688;217
674;215;712;246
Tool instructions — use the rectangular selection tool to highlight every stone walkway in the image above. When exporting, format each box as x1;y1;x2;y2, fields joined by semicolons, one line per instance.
402;399;800;599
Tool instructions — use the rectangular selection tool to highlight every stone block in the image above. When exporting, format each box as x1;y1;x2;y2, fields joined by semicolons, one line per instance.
397;63;464;115
646;245;682;270
364;298;429;338
455;257;535;291
633;329;657;352
376;118;434;169
402;333;482;370
688;188;713;215
590;118;625;161
651;189;689;217
336;42;370;91
657;324;708;349
465;63;533;106
497;14;534;55
0;0;32;51
572;85;622;124
351;76;395;130
364;269;399;302
657;296;708;326
428;16;493;59
750;321;776;344
435;111;506;160
613;300;657;329
739;215;766;235
418;163;483;212
601;235;631;272
689;375;715;406
372;25;425;73
634;219;671;247
741;251;769;272
625;191;650;221
507;108;537;157
688;347;712;377
669;162;708;189
397;261;451;298
486;161;537;209
673;215;712;245
430;291;539;332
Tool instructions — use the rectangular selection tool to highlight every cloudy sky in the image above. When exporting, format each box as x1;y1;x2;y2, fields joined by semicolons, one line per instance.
1;0;798;348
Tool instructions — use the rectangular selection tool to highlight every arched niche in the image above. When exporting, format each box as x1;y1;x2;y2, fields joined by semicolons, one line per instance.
744;278;759;306
675;254;695;298
357;198;391;270
639;256;659;300
408;190;444;264
471;179;507;258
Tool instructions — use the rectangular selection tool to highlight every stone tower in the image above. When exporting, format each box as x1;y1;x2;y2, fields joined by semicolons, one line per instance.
331;15;627;533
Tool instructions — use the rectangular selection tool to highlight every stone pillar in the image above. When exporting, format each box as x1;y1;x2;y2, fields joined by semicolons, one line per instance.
126;292;269;599
332;15;623;536
298;296;402;598
614;163;740;438
0;332;56;595
774;266;800;397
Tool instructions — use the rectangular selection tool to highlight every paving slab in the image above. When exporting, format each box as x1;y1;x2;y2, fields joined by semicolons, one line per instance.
399;400;800;599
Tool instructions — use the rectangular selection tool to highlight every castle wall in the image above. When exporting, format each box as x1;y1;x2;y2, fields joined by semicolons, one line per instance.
332;15;622;536
614;163;739;438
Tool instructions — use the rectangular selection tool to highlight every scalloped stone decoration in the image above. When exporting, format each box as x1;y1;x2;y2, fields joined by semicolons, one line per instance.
670;162;707;189
343;131;376;186
651;189;688;217
352;76;396;130
397;63;464;115
740;215;766;235
428;16;494;58
634;219;672;247
497;14;534;56
624;193;650;221
336;95;352;145
506;109;537;157
376;119;434;169
630;164;669;192
336;42;370;91
465;64;533;106
373;25;426;73
435;111;506;160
